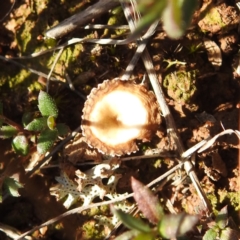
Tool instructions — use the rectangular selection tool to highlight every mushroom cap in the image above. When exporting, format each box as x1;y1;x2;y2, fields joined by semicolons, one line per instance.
81;79;161;156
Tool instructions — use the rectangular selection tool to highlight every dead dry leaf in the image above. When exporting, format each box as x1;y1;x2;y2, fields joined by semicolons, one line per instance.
63;133;102;164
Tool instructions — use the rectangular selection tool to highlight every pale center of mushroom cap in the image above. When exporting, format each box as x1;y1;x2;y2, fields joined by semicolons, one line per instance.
89;90;148;146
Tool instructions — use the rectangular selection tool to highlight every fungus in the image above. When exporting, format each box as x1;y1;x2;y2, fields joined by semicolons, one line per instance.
81;79;161;156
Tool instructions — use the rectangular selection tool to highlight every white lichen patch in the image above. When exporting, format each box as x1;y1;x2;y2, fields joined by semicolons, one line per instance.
50;172;81;209
50;158;125;208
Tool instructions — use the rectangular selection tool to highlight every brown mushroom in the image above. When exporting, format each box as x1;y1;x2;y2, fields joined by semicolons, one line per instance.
81;79;161;156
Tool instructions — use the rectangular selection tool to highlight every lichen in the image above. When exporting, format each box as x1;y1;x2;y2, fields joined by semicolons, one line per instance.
3;0;85;91
81;220;105;240
218;190;240;211
206;193;219;215
8;69;31;88
50;158;126;208
102;6;126;37
205;8;225;29
198;4;239;34
163;70;197;103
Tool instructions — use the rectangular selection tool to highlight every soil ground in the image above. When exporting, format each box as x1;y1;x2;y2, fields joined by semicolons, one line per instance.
0;0;239;239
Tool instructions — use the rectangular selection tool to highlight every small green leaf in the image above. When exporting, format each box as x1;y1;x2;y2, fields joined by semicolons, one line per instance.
4;177;23;197
216;206;228;229
203;228;218;240
12;135;29;156
131;0;166;41
158;213;198;238
111;206;151;233
22;112;35;127
44;37;57;47
0;125;18;139
47;115;56;130
37;128;58;154
162;0;198;39
56;123;70;136
133;0;197;40
38;91;58;118
25;117;48;131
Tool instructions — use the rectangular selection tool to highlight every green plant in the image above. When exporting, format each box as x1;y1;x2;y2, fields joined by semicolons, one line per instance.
133;0;198;39
111;177;199;240
203;206;240;240
186;42;203;55
0;91;69;156
163;70;197;103
102;6;126;37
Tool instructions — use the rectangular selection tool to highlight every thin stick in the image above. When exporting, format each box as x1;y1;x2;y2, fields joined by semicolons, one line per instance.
46;47;64;92
120;20;159;80
83;24;130;30
45;0;119;39
0;55;60;81
0;0;16;22
0;115;25;133
10;30;159;60
65;69;86;100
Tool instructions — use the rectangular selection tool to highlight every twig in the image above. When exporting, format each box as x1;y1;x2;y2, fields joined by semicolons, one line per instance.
82;24;166;32
120;20;159;80
0;0;16;22
65;70;76;92
9;32;159;60
121;152;177;161
64;68;86;100
41;137;207;169
46;47;64;92
0;55;59;80
198;129;240;153
0;222;24;240
83;24;130;30
45;0;120;39
0;115;25;132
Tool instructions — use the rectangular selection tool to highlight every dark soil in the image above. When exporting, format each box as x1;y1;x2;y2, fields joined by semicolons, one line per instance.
0;0;239;239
